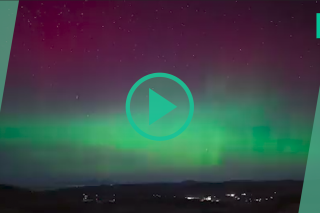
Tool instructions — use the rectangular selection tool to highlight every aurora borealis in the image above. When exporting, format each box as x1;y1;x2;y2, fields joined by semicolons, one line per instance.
0;1;319;186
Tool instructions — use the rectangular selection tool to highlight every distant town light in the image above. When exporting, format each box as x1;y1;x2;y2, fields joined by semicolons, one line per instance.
186;196;199;200
202;196;212;201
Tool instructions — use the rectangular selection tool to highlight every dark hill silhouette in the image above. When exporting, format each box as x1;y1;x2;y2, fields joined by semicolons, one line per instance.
0;181;304;213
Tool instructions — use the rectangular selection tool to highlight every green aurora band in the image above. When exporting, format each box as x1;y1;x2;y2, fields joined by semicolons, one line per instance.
0;98;311;181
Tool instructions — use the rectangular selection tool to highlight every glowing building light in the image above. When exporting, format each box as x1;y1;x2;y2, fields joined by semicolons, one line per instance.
203;196;212;201
186;196;200;200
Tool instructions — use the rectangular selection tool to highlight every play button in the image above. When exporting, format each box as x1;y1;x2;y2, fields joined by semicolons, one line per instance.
149;89;177;125
126;73;194;141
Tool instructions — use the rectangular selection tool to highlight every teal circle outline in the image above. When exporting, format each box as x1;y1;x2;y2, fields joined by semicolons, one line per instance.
126;72;194;141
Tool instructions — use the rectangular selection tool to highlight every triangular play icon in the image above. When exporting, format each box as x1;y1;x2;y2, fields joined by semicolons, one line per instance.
149;88;177;125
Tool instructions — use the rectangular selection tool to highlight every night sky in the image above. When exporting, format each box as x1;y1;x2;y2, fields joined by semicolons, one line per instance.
0;1;319;187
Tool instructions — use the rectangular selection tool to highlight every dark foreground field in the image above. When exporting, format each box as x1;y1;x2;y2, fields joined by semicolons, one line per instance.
0;180;302;213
